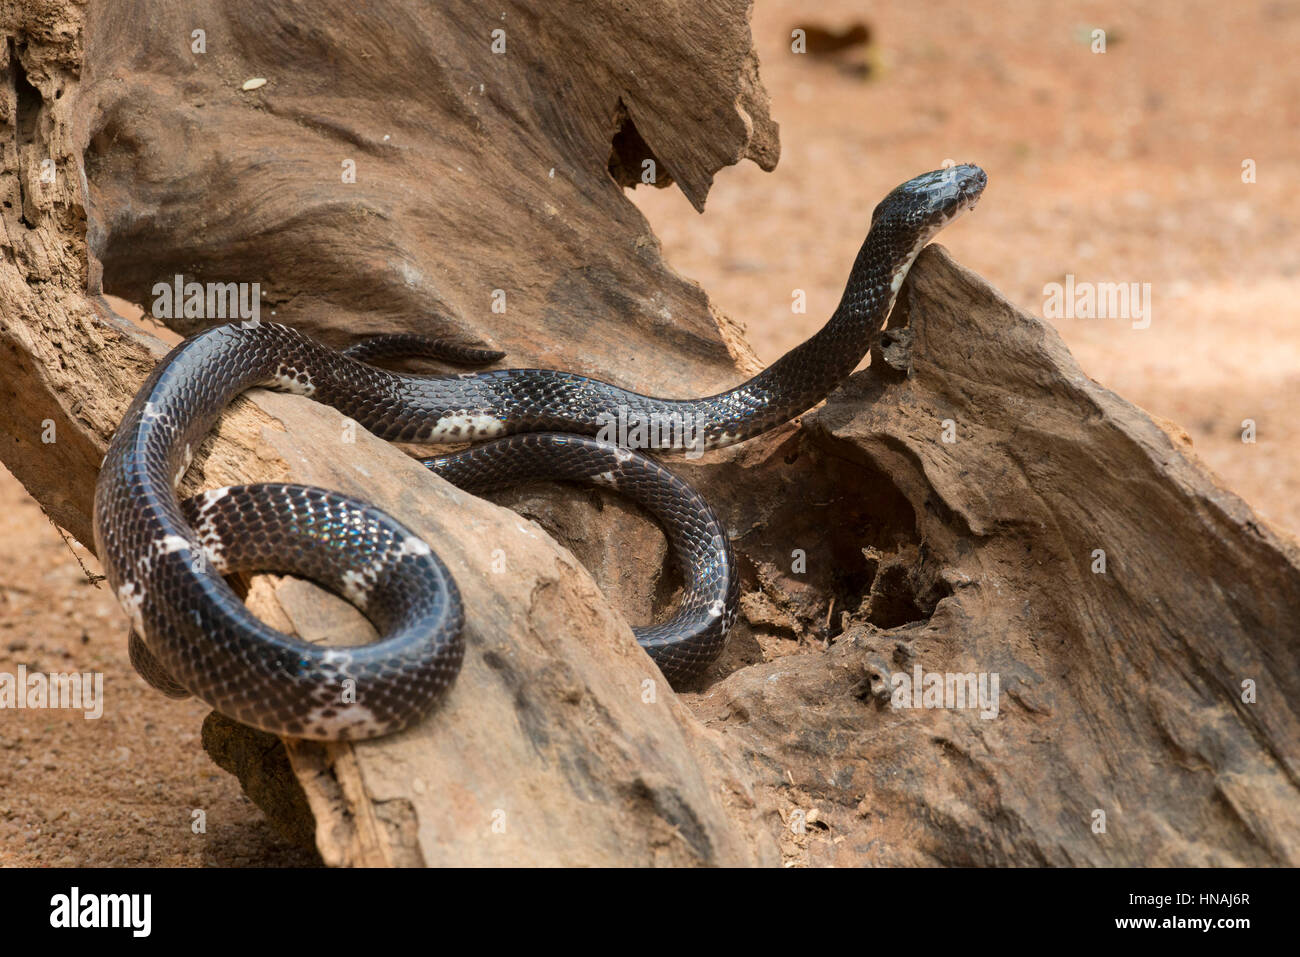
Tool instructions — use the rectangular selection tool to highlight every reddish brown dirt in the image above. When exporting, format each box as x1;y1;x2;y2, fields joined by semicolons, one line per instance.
2;0;1296;865
0;462;319;865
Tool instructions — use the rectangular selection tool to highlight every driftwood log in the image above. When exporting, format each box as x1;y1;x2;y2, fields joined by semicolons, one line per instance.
2;2;1297;866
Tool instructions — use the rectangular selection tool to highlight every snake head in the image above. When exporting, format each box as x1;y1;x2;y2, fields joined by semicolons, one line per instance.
871;164;987;240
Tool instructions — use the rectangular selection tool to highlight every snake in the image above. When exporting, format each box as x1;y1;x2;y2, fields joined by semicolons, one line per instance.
93;165;986;739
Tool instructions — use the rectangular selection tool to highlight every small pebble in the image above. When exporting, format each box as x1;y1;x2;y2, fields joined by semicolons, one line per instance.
241;77;267;91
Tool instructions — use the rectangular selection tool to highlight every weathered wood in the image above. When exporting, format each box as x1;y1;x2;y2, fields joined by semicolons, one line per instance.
205;391;776;866
692;246;1300;866
2;0;775;543
1;0;784;866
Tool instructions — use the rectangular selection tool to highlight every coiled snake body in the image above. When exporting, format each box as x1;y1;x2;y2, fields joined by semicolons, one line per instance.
93;165;985;739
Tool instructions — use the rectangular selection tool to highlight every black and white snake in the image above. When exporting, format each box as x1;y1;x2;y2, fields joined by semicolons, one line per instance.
93;165;986;739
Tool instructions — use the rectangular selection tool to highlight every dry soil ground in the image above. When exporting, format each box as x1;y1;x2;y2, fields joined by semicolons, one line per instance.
1;0;1296;865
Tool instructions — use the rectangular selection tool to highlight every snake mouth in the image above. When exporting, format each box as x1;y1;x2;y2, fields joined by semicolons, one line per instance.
959;165;987;209
949;164;986;217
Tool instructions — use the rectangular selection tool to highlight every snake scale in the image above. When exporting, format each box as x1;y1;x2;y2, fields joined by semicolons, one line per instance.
93;165;986;739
